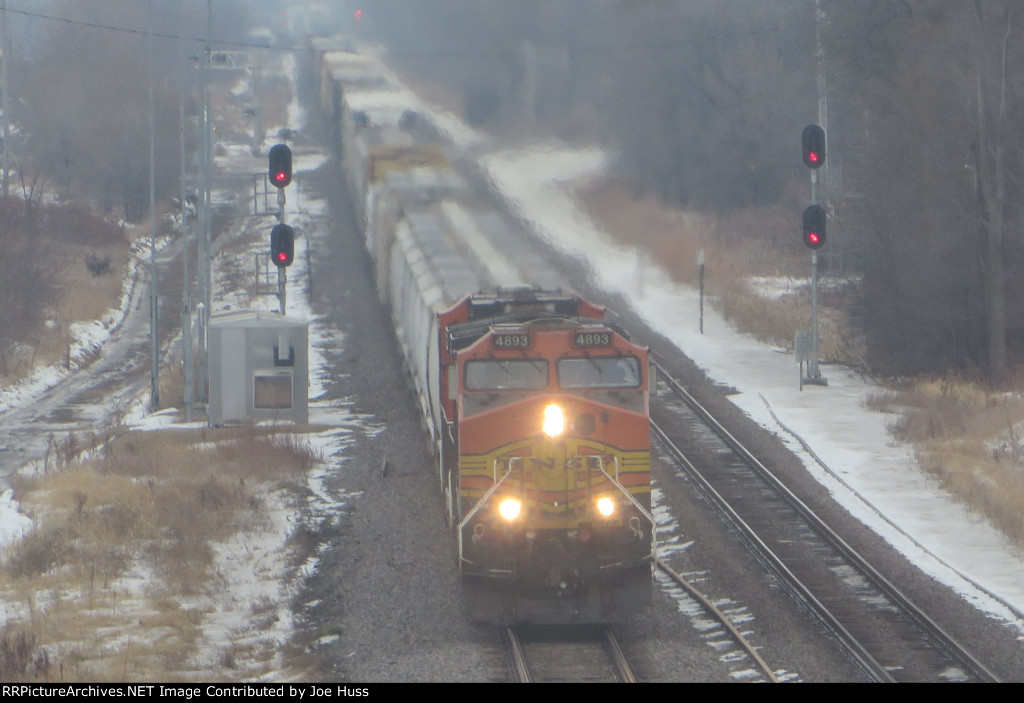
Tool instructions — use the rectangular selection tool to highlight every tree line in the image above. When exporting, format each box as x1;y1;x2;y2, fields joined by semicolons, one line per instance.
3;1;1023;385
0;0;259;366
364;0;1024;385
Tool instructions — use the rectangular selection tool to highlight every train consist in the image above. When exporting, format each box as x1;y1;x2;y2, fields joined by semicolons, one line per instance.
319;48;655;623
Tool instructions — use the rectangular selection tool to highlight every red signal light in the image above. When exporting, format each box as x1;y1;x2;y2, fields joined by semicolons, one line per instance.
802;204;826;250
268;144;292;189
802;124;826;170
270;223;295;267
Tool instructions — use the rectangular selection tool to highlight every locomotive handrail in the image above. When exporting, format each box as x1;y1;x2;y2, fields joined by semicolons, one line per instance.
457;461;518;564
500;456;523;482
595;457;657;558
595;458;656;529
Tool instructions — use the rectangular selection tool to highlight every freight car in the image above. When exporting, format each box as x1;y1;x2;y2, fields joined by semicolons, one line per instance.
320;48;655;623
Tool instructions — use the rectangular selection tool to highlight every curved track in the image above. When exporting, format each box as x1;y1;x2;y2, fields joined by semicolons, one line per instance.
652;364;999;682
653;556;780;682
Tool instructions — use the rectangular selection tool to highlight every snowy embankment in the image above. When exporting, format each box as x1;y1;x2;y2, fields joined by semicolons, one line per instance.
478;145;1024;633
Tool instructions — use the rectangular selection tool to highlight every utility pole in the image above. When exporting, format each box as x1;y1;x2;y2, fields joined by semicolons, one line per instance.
148;0;160;412
277;188;287;314
179;0;193;422
197;0;212;406
2;0;10;198
814;0;834;274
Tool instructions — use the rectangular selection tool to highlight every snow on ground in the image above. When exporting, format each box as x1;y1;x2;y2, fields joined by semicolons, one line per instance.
481;145;1024;635
0;489;33;549
3;45;1023;681
0;56;375;679
0;233;149;416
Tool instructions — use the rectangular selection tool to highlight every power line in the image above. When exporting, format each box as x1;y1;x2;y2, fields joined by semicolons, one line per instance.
0;4;291;51
0;4;812;58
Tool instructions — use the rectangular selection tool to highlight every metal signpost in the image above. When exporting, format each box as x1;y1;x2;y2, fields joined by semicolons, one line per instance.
697;248;705;335
801;126;828;389
268;144;294;313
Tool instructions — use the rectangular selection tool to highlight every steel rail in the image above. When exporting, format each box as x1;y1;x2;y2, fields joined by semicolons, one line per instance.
602;626;638;683
502;625;639;683
654;555;780;683
651;419;892;682
502;626;532;683
654;362;1000;683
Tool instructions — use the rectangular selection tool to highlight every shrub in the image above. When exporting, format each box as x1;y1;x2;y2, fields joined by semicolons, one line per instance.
0;630;51;681
85;251;113;277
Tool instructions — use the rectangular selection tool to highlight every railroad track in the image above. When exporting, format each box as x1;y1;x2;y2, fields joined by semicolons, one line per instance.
652;363;999;683
653;556;781;682
502;625;637;683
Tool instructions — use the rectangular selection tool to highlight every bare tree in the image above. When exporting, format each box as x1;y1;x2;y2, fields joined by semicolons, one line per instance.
11;1;185;220
845;1;1024;382
970;0;1019;387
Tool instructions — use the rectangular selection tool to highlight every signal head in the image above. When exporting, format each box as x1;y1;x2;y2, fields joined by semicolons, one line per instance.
802;124;826;169
802;204;826;250
270;223;295;267
268;143;293;188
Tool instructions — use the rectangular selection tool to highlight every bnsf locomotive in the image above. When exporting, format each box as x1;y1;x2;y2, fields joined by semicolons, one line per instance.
319;47;655;623
441;292;655;622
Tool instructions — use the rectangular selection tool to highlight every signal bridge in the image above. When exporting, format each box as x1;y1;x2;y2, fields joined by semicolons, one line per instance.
190;51;252;70
210;51;252;70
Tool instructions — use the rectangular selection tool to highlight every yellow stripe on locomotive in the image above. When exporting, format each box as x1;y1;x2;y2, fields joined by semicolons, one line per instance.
457;437;651;530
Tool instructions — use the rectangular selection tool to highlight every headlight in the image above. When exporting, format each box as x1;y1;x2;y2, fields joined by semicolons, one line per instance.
498;497;522;521
542;403;565;437
596;496;616;517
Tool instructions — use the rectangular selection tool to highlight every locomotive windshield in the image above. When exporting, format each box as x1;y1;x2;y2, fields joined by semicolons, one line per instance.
558;356;641;389
464;359;549;390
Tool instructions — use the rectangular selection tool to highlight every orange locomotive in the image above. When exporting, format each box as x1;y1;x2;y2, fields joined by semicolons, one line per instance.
437;291;655;623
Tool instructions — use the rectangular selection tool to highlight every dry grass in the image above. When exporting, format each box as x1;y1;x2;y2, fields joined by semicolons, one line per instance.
1;242;128;379
866;376;1024;549
917;441;1024;549
0;427;322;682
576;177;860;362
56;243;129;327
579;176;1024;551
0;630;52;681
3;228;131;381
577;179;806;284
